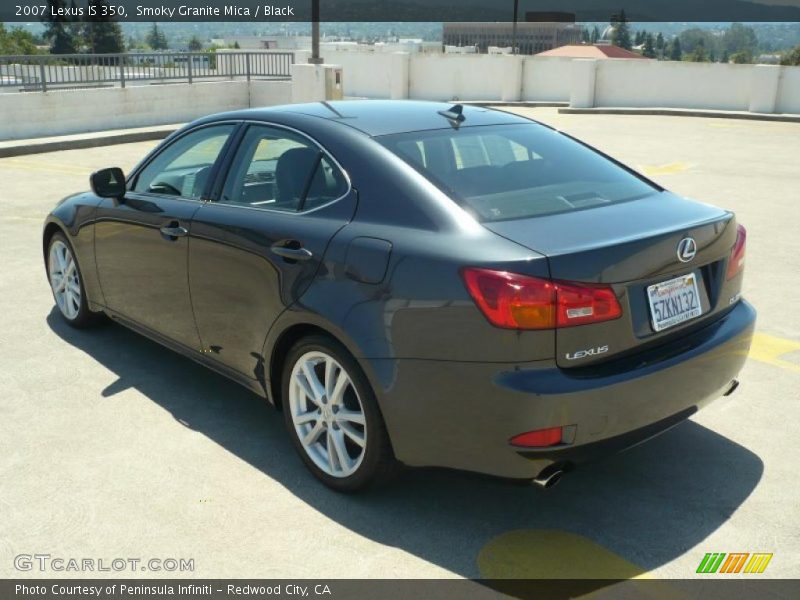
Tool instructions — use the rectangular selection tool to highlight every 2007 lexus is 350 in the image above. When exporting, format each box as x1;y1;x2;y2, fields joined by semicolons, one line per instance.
44;101;755;491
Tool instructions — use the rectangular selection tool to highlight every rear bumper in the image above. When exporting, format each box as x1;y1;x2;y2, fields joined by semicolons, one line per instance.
374;300;756;479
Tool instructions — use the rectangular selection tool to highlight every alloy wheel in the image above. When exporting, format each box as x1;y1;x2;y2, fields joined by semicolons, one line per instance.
288;351;367;478
49;240;81;320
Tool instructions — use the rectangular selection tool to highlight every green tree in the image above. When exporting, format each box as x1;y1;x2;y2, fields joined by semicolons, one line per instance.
611;9;632;50
0;23;40;55
590;26;600;44
780;44;800;66
188;35;203;51
689;39;710;62
679;28;718;56
84;0;125;53
669;37;682;61
722;23;758;57
146;23;169;50
730;50;752;64
634;30;644;46
656;32;665;51
42;0;79;54
642;33;656;58
581;28;590;43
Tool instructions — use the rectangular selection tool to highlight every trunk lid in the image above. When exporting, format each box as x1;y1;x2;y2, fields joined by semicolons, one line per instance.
483;192;741;367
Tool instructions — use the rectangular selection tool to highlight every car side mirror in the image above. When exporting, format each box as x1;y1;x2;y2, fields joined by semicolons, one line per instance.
90;167;126;199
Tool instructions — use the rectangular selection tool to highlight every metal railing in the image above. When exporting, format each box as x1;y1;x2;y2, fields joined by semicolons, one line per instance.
0;51;295;92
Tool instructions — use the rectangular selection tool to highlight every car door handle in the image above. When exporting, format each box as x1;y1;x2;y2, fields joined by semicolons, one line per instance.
160;224;188;239
271;242;313;261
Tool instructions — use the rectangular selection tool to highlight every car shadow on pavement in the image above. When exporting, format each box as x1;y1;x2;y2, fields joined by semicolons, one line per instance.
48;311;764;584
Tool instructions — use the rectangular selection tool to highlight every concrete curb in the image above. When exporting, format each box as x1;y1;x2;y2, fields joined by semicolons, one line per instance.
0;126;180;158
558;107;800;123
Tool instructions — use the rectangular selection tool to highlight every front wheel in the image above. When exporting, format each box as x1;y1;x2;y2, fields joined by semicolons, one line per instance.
282;335;399;492
47;232;98;328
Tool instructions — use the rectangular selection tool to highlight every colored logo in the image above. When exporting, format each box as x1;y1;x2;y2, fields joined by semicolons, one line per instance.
696;552;773;574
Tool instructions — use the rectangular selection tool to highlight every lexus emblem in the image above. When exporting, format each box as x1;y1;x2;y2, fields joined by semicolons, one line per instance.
677;237;697;263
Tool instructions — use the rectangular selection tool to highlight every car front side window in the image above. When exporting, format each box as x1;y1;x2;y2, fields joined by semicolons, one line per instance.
133;124;236;200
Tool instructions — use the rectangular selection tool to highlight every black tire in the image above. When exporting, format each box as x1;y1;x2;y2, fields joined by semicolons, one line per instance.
46;232;100;329
282;334;399;492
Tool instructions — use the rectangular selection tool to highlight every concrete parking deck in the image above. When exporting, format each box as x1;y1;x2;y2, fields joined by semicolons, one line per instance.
1;108;798;583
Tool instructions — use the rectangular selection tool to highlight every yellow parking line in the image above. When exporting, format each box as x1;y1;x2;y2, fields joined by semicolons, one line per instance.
748;333;800;374
638;162;691;176
477;530;690;599
478;529;648;579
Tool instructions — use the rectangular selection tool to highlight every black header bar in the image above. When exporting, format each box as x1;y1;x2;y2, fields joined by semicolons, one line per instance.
2;1;800;23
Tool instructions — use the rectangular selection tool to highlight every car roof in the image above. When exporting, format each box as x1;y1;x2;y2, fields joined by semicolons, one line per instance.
213;100;533;137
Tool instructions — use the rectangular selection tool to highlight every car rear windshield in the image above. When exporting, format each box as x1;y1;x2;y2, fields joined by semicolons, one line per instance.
377;123;659;221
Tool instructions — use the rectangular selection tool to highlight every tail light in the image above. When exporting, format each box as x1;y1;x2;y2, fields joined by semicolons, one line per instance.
460;268;622;330
726;224;747;280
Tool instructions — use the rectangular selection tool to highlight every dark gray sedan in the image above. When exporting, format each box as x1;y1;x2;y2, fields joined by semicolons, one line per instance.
43;101;755;491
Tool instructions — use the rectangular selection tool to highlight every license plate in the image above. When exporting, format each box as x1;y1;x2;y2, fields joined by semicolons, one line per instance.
647;274;703;332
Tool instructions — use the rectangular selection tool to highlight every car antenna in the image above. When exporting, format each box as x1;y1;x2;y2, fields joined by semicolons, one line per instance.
438;104;466;128
320;101;344;118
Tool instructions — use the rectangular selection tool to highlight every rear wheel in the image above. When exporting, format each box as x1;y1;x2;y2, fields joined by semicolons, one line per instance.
282;334;398;492
47;233;98;328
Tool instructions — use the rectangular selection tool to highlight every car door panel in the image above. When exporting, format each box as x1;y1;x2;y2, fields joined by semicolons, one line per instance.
94;123;237;351
188;196;356;378
95;197;202;349
188;122;356;378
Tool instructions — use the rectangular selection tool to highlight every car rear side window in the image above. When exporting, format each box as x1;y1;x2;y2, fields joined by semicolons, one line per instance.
133;125;235;200
378;124;658;221
219;125;348;212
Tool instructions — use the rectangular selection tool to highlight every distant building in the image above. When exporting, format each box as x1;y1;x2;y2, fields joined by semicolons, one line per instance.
536;44;650;60
321;40;441;54
443;21;582;54
125;51;211;67
756;53;781;64
444;45;478;54
210;36;312;50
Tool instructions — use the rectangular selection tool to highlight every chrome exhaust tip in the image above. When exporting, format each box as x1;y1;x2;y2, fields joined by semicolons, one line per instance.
532;466;564;489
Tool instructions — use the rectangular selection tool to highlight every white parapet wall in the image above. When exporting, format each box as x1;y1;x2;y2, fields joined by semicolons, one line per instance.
408;53;512;101
570;59;598;109
776;66;800;114
0;79;291;141
593;60;753;111
749;65;782;113
257;49;800;115
250;79;292;107
320;50;402;99
290;63;343;103
522;56;575;102
2;53;799;141
317;49;800;115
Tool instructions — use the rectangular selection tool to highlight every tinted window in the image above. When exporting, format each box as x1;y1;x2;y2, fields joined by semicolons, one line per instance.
378;124;658;221
133;125;235;199
220;125;348;212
